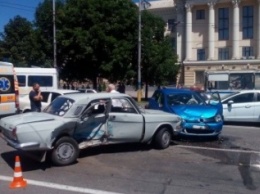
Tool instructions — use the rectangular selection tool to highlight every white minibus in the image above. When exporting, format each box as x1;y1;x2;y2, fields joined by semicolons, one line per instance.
14;67;58;96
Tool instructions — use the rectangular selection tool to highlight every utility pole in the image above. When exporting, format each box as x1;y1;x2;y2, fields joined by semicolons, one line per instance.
137;0;142;102
137;0;151;102
53;0;57;69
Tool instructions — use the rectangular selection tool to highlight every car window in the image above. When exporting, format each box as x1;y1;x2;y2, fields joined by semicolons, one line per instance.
226;93;254;104
51;92;61;102
44;97;74;116
257;93;260;101
167;92;205;106
111;98;137;113
41;92;50;103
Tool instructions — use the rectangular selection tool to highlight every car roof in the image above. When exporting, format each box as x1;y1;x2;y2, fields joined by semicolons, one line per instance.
59;92;130;104
41;89;80;94
159;88;195;94
235;90;260;93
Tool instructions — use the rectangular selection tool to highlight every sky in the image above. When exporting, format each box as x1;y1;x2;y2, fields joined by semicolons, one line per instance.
0;0;154;34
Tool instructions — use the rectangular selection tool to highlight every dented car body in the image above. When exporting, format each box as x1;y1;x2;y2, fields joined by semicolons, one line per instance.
0;93;183;166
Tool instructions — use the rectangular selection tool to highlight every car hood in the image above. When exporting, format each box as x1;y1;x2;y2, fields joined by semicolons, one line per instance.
0;112;55;127
171;105;218;119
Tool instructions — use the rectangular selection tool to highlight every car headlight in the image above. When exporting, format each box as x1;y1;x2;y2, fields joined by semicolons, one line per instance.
215;114;222;122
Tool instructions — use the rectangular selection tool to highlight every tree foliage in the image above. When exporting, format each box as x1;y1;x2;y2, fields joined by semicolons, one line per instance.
58;0;138;85
0;16;34;66
141;11;178;86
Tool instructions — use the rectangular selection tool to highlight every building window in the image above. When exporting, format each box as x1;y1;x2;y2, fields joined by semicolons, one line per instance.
242;6;253;39
195;71;204;84
197;49;205;61
242;47;253;58
167;19;176;32
218;8;229;40
196;10;205;20
218;48;229;60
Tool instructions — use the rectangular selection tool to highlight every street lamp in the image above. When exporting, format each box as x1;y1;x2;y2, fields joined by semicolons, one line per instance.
137;0;150;102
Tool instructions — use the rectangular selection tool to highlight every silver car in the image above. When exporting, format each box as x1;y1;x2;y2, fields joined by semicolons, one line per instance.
222;90;260;122
0;93;183;166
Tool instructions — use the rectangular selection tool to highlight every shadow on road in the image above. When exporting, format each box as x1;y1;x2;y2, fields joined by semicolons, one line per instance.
79;143;152;158
224;121;260;127
1;151;52;172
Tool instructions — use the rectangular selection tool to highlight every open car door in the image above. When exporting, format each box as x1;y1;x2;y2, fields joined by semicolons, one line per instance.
208;91;223;115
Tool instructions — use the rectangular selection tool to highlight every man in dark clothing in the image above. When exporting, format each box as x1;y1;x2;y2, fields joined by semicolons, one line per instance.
29;83;43;112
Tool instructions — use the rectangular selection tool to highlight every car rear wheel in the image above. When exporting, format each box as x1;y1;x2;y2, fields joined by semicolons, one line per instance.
51;137;79;166
154;127;172;149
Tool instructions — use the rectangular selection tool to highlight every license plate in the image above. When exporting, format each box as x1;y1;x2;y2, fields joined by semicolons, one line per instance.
192;125;206;129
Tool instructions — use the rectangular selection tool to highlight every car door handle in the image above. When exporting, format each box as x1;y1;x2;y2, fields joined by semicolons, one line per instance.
245;105;251;108
109;116;116;120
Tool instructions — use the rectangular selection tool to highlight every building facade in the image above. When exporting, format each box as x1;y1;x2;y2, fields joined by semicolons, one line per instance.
145;0;260;87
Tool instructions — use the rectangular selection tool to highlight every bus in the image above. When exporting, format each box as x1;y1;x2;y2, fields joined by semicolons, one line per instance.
204;70;260;97
14;67;58;96
0;61;20;118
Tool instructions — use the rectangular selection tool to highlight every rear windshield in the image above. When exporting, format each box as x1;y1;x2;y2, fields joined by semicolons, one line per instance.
44;97;74;116
0;75;15;94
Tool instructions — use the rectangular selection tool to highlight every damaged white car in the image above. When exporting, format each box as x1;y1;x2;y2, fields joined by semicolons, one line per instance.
0;93;183;166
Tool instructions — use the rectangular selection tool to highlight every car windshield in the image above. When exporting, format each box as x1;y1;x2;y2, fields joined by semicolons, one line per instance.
166;92;206;106
43;97;74;116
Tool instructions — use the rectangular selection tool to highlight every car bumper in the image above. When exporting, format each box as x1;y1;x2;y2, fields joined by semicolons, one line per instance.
177;122;223;136
0;133;40;151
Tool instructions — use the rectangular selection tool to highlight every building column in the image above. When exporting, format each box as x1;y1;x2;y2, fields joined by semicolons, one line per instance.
176;5;185;62
257;0;260;59
208;2;215;60
185;3;192;60
232;0;240;59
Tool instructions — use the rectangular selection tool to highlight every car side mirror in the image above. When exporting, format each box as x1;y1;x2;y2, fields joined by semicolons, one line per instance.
227;100;234;106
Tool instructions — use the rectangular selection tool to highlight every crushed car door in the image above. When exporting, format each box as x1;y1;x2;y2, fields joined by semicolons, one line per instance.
74;99;109;141
107;97;144;143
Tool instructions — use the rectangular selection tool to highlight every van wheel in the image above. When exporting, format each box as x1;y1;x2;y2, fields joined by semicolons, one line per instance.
154;127;172;149
51;137;79;166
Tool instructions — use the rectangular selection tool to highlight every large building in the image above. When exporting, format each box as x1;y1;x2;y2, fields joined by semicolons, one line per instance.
145;0;260;87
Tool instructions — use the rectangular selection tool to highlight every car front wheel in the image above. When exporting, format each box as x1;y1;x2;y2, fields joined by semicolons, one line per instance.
154;128;172;149
51;137;79;166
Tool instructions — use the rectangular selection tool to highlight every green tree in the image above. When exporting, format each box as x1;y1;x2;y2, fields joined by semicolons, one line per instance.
34;0;65;68
0;16;34;66
58;0;138;87
141;11;178;98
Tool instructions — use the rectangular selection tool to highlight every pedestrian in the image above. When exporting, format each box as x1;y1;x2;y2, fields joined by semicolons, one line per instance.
106;84;119;93
29;83;43;112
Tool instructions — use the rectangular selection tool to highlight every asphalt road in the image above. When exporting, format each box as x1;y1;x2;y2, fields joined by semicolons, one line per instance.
0;124;260;194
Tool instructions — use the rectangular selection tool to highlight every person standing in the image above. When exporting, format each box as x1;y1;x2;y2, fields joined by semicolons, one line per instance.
29;83;43;112
106;84;119;93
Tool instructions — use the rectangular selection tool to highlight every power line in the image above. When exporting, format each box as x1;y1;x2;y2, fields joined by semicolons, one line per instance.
0;3;34;12
0;1;36;9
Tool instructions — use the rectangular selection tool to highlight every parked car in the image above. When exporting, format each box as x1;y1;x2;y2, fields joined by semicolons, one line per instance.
221;90;260;122
19;89;80;113
0;93;183;166
147;88;223;138
78;88;97;93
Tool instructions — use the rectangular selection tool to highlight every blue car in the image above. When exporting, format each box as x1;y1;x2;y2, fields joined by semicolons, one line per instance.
148;88;223;137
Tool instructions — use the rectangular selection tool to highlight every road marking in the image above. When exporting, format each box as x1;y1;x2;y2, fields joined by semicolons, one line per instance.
176;145;260;154
0;175;123;194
